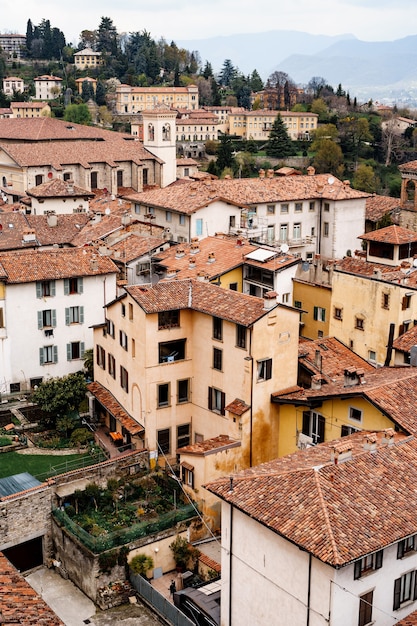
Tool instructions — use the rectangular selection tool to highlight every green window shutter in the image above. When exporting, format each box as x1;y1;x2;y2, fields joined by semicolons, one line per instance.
36;282;42;298
39;347;45;365
64;278;69;295
67;343;71;360
51;280;56;296
322;309;326;322
79;306;84;324
51;310;56;327
37;311;43;329
78;277;83;294
53;345;58;363
65;308;70;325
208;387;213;410
313;306;318;321
80;342;85;358
393;577;401;610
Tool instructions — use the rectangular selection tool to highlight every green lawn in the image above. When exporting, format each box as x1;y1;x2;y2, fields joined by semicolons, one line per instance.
0;452;95;481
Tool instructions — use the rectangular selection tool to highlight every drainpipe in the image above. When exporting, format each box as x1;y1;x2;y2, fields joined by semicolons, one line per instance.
306;553;312;626
384;322;395;366
228;504;233;626
248;328;254;467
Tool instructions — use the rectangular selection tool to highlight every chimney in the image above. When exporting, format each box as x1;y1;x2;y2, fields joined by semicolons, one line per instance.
381;428;395;446
67;179;74;194
190;241;200;254
307;166;315;176
314;349;322;371
266;169;274;178
330;441;353;464
263;290;278;310
311;375;322;390
344;367;365;387
410;345;417;367
175;247;185;259
259;169;265;179
207;252;216;263
189;256;196;269
47;213;57;227
90;255;99;271
197;271;209;282
363;432;377;451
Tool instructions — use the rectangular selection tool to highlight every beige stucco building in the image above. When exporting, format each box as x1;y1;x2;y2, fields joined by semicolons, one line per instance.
73;47;102;70
115;84;199;114
34;75;62;101
228;109;318;141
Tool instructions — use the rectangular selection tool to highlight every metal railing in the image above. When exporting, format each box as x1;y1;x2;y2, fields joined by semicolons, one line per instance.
130;573;195;626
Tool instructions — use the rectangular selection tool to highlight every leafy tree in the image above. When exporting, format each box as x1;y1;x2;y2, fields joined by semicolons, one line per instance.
312;139;344;176
310;98;328;121
130;554;154;578
307;76;327;98
267;71;295;109
352;163;379;193
95;81;107;106
265;113;296;158
56;413;79;438
216;133;235;173
70;428;91;450
32;372;87;429
79;30;97;50
311;124;339;150
64;103;92;125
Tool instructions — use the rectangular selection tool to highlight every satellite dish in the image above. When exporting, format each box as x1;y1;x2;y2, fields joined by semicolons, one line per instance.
105;208;111;215
328;176;335;185
280;243;289;254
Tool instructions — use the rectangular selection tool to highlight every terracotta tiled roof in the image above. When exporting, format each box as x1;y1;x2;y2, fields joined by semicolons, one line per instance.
0;552;64;624
198;552;221;573
124;174;368;216
126;279;272;326
178;434;240;455
176;157;199;166
0;117;123;142
88;382;144;435
0;212;90;250
153;235;258;280
272;366;417;435
393;325;417;352
205;430;416;566
399;160;417;173
224;398;250;416
0;247;118;283
108;233;166;264
26;177;93;198
298;337;375;384
365;195;400;223
11;101;50;110
335;256;401;277
397;612;417;626
359;224;417;244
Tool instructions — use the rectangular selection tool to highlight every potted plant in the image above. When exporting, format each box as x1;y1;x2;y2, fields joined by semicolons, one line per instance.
169;535;200;572
129;553;154;579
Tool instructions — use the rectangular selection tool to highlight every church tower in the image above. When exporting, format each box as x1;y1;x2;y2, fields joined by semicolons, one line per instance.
142;104;177;188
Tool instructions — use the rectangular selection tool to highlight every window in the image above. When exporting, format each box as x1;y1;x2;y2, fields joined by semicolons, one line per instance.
213;316;223;340
280;203;289;213
177;379;190;403
129;303;133;320
229;215;236;228
402;294;412;310
267;204;275;214
67;341;84;360
38;309;56;329
64;277;83;295
213;347;223;370
158;310;180;329
334;307;343;320
132;338;135;358
236;324;247;349
121;303;126;317
0;307;4;328
349;407;363;423
313;306;326;322
96;345;106;368
324;202;330;212
354;551;383;579
358;590;373;626
293;223;301;239
36;280;56;298
108;354;116;378
279;224;288;241
282;293;290;303
157;383;170;407
65;306;84;325
120;366;129;392
382;293;390;309
355;317;364;330
341;425;360;437
398;536;417;559
179;214;186;226
196;218;203;236
181;465;194;488
323;222;329;237
295;202;303;212
39;345;58;365
159;339;186;363
106;318;115;338
229;282;238;291
257;358;272;381
119;330;128;350
309;201;315;211
393;570;417;610
35;174;43;186
166;211;172;222
294;300;302;309
302;410;325;444
177;424;190;449
157;428;170;454
91;171;98;189
208;386;226;415
368;350;376;362
117;170;123;187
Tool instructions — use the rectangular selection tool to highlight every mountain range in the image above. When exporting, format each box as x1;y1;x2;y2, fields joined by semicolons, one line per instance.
178;31;417;105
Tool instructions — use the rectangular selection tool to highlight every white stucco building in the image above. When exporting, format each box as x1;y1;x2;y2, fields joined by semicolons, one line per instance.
0;247;118;394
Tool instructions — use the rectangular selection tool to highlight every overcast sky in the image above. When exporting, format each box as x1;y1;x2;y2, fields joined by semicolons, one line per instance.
3;0;417;45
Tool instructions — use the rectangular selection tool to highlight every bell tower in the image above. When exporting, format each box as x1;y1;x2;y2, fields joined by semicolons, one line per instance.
142;104;177;188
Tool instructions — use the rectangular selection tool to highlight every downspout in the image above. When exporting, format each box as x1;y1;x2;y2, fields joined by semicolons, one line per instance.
384;322;395;366
318;196;323;256
248;328;254;468
228;503;233;626
306;553;312;626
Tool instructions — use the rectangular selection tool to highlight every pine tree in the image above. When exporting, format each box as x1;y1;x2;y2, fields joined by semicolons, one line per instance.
265;114;296;158
216;134;235;174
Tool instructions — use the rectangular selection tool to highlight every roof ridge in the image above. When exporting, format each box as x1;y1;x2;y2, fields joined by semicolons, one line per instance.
314;470;343;565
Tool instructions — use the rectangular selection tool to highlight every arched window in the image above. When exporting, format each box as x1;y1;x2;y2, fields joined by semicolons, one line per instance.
162;124;171;141
148;123;155;141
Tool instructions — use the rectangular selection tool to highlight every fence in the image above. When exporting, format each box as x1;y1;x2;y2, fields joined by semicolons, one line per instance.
53;503;197;553
35;449;107;482
131;573;195;626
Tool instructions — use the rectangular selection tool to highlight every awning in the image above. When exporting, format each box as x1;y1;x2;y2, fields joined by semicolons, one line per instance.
180;461;194;472
88;381;144;436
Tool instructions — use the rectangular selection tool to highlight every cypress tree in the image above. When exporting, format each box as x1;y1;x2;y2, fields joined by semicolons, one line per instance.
265;113;296;158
